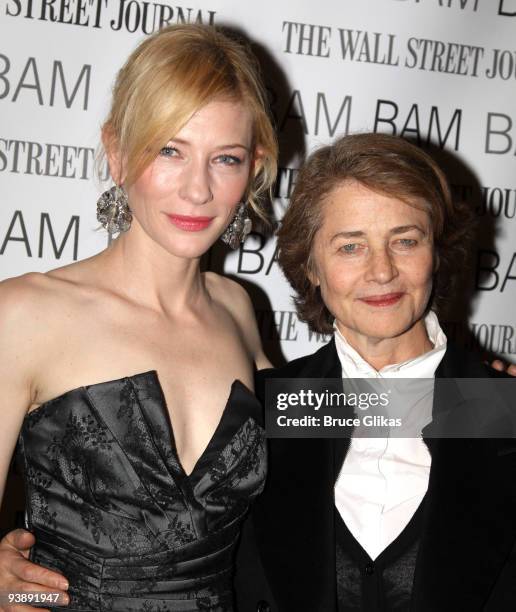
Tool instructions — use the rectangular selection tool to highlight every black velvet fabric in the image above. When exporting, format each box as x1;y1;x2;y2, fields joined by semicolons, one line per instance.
235;341;516;612
18;372;266;611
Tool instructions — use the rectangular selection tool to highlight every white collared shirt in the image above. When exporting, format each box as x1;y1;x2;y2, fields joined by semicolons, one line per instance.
333;311;447;560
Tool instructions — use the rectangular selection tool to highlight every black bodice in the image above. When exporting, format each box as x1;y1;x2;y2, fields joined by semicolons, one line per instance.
17;372;266;611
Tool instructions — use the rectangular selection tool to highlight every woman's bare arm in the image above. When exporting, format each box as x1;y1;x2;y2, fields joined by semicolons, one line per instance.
0;277;69;611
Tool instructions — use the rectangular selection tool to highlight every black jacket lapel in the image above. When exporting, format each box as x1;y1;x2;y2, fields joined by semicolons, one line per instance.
254;339;516;611
413;343;516;610
253;340;343;612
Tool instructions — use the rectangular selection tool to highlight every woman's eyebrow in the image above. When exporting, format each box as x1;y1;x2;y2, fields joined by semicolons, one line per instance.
330;230;365;243
390;224;426;235
167;137;250;151
330;225;427;243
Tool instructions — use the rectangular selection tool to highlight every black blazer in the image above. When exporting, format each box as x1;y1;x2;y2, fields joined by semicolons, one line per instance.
234;340;516;612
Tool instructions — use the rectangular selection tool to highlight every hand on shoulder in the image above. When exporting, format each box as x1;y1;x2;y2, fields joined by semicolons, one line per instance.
490;359;516;377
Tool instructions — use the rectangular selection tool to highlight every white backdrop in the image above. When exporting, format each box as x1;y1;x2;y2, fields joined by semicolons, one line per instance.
1;0;515;364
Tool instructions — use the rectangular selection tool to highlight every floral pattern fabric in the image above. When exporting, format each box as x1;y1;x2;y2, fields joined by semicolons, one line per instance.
18;372;266;611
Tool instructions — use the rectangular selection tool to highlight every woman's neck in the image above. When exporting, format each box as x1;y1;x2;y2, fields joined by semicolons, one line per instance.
95;227;208;316
337;319;434;371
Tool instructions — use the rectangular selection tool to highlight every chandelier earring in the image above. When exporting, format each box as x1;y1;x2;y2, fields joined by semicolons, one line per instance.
220;202;252;250
96;185;132;235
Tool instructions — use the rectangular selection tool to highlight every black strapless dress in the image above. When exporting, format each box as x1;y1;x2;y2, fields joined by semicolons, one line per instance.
17;372;266;611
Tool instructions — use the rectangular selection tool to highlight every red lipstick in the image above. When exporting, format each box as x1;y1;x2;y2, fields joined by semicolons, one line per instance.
166;214;214;231
359;293;404;307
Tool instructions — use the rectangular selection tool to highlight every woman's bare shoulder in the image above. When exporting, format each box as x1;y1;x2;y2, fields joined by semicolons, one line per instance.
0;264;105;388
0;271;53;306
1;268;75;306
0;273;64;342
0;260;99;329
204;272;254;315
204;272;271;369
0;274;61;388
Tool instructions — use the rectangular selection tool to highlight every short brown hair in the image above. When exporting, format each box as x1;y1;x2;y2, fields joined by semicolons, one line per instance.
102;24;277;217
277;132;475;334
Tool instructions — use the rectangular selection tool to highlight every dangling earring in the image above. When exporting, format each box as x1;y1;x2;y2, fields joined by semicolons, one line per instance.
96;185;132;235
220;203;252;249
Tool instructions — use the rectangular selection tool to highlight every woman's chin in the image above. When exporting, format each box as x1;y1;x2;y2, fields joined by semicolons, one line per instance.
159;233;219;260
338;313;423;345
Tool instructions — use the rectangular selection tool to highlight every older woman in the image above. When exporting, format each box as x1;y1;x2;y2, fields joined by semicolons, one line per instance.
235;133;516;612
0;24;276;612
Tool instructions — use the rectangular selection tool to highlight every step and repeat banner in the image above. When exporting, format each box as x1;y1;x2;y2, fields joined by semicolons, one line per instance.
1;0;515;364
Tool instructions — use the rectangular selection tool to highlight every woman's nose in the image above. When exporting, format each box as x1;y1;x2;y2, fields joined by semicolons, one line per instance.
178;162;213;206
365;247;399;284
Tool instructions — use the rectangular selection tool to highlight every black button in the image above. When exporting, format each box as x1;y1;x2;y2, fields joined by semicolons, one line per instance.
364;563;375;576
257;600;271;612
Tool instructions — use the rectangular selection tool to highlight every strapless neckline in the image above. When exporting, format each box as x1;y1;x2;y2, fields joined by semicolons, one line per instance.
28;371;252;415
25;371;258;481
19;369;266;611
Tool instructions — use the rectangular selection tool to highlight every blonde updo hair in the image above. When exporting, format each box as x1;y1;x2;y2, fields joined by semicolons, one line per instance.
102;24;278;217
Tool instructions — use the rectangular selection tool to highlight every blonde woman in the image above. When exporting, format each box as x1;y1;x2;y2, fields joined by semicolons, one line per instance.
0;24;276;612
